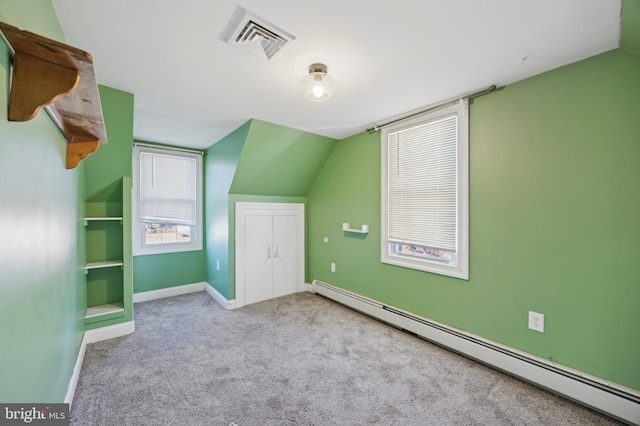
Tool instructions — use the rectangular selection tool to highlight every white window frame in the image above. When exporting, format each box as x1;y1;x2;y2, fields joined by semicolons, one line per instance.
132;144;203;256
381;100;469;280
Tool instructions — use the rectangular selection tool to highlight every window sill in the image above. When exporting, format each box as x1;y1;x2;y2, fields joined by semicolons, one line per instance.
381;254;468;280
133;243;203;257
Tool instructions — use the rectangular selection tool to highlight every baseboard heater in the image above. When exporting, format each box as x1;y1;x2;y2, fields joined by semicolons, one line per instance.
310;280;640;425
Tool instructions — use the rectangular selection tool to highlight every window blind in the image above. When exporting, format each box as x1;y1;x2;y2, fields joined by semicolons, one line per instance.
387;113;458;252
139;151;197;225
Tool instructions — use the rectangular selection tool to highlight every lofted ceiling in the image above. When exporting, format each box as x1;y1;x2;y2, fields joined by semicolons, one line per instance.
52;0;621;149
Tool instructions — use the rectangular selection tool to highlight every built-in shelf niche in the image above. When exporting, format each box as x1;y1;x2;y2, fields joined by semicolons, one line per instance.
0;22;107;169
83;210;125;324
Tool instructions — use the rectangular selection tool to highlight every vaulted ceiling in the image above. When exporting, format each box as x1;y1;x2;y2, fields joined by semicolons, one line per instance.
52;0;621;149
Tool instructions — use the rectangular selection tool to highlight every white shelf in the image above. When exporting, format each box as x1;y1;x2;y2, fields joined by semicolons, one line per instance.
342;222;369;234
85;303;124;319
84;216;123;225
84;260;124;270
84;216;123;220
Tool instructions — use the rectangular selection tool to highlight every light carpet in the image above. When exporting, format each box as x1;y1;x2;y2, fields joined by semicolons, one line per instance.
70;291;622;425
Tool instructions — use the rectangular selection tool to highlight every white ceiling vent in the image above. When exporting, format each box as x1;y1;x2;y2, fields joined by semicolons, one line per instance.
220;7;295;61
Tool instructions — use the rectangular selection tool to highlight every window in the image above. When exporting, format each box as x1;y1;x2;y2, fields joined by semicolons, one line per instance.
132;145;203;255
381;100;469;279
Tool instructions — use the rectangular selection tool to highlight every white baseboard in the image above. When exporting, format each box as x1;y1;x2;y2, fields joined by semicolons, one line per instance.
65;320;135;406
134;282;206;303
64;333;88;406
206;283;309;310
311;280;640;425
205;282;236;310
84;320;135;344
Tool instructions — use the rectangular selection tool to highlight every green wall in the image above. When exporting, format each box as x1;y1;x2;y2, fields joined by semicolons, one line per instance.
307;48;640;390
132;220;207;293
205;122;250;299
622;0;640;54
0;0;86;402
84;86;133;201
133;251;206;293
205;119;337;299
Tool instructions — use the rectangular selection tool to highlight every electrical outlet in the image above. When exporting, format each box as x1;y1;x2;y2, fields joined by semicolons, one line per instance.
331;262;336;272
528;311;544;333
216;260;220;271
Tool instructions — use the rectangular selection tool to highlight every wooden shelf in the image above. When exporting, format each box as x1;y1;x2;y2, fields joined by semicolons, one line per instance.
84;260;124;270
0;22;107;169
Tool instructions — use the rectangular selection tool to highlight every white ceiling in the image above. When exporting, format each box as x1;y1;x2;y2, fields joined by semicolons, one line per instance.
52;0;621;149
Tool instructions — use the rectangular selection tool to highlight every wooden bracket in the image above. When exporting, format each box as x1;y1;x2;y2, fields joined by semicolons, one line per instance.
0;22;107;169
66;133;101;169
8;51;80;121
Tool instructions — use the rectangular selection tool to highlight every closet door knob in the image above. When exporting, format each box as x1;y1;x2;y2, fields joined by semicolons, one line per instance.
274;245;284;261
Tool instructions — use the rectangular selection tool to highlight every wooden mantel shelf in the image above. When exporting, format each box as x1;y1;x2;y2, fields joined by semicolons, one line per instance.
0;22;107;169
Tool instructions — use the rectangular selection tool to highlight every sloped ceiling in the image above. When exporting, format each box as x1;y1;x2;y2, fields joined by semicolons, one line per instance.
229;120;337;197
52;0;621;149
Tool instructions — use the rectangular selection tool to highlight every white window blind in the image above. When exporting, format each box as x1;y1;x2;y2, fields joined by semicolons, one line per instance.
381;99;468;280
139;152;197;226
387;114;458;252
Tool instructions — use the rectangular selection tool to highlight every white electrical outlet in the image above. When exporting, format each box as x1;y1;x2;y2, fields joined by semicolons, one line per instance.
216;260;220;271
528;311;545;333
331;262;336;272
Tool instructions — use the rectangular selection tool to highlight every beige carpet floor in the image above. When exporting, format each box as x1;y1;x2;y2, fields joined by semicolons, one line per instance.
70;291;622;425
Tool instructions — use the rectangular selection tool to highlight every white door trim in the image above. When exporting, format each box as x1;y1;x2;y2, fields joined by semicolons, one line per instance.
235;202;305;308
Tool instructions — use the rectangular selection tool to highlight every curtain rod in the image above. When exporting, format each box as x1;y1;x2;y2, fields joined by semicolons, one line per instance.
133;142;204;155
365;84;498;133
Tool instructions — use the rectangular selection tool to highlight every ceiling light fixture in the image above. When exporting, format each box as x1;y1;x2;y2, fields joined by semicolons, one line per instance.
301;63;335;102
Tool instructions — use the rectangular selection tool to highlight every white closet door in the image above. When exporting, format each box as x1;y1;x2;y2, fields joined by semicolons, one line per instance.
244;215;274;305
272;214;297;299
235;202;304;309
